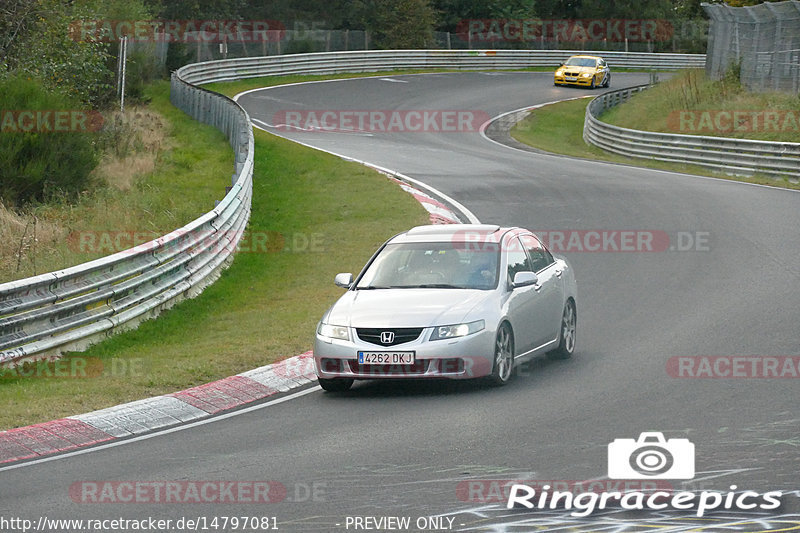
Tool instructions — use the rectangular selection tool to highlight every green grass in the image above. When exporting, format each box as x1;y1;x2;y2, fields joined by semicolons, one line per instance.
1;81;232;283
510;96;800;190
602;69;800;143
0;84;428;430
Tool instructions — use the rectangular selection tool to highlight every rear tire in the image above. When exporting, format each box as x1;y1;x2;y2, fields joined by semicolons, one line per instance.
318;377;354;392
548;300;576;360
488;324;514;386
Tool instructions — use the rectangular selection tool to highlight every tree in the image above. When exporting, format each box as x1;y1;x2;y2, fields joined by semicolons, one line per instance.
354;0;437;49
143;0;248;20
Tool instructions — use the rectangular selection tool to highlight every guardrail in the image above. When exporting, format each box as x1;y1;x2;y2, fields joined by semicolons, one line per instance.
0;49;704;366
583;86;800;181
178;49;705;85
0;71;254;365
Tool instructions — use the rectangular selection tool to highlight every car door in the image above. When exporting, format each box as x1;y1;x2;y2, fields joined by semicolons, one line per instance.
597;58;608;84
520;234;565;348
503;237;538;355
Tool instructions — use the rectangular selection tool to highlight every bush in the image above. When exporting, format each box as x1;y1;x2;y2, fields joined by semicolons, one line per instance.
0;76;99;207
123;51;165;104
166;42;195;73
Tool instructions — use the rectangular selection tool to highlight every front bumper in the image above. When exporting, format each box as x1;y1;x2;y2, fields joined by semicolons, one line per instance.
314;326;495;380
554;74;595;87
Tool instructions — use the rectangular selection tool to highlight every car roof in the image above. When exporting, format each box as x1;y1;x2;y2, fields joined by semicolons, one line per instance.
390;224;522;244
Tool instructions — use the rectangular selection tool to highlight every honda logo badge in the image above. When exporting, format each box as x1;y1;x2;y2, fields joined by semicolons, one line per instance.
380;331;395;344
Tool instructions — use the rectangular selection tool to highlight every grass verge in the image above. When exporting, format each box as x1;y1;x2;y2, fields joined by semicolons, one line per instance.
602;69;800;143
1;81;232;283
0;101;428;432
510;96;800;190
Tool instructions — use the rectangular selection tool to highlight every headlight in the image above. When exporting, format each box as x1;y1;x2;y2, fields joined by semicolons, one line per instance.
555;70;564;76
318;322;350;341
430;320;485;341
581;72;593;78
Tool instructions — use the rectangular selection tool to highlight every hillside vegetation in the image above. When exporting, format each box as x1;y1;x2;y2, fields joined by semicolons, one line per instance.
602;69;800;143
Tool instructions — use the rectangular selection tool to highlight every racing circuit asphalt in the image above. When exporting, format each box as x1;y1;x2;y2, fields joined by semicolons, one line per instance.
1;72;798;531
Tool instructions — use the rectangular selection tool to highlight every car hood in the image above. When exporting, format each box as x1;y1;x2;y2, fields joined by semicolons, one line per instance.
325;289;494;328
561;65;596;73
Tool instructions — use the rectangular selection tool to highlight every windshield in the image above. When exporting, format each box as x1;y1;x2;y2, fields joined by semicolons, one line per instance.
356;242;500;290
565;57;597;67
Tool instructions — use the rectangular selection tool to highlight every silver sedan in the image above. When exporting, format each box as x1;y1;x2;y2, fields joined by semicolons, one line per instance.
313;224;578;391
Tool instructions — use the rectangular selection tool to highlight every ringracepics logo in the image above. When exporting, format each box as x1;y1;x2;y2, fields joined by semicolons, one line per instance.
608;432;694;479
272;110;491;133
506;433;783;517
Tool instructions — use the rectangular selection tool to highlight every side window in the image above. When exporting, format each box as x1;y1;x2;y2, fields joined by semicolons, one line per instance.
506;238;533;283
520;235;554;272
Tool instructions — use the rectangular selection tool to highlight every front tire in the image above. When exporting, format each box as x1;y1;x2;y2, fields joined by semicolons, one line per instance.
318;377;354;392
589;77;596;90
488;324;514;386
603;72;611;88
548;300;576;360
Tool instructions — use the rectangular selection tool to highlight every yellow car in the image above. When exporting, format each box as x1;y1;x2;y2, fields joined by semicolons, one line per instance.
554;55;611;89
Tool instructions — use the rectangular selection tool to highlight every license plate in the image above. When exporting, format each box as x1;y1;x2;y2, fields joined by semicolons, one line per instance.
565;76;577;81
358;351;415;365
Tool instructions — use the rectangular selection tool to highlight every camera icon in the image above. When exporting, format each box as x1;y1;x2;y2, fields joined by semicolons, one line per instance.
608;432;695;479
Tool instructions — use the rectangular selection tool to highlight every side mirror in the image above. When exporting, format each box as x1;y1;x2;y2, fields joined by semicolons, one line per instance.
334;273;353;288
512;271;538;288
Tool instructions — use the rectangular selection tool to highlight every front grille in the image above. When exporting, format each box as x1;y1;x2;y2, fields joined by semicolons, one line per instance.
348;359;430;375
356;327;424;347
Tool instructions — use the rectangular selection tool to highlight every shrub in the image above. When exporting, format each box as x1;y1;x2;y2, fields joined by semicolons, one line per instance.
0;76;99;207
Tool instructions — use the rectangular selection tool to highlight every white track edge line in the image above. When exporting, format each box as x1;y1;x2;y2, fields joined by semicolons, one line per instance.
0;387;320;472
